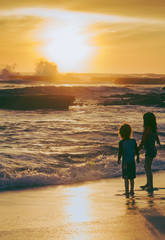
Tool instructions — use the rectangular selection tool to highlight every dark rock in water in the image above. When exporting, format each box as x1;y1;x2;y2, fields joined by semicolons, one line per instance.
101;93;165;107
0;95;75;110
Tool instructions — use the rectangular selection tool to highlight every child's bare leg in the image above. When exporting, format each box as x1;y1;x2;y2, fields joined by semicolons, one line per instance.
130;179;134;195
124;179;129;198
145;156;153;189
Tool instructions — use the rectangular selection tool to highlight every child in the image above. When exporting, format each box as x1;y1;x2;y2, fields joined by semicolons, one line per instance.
138;112;161;191
118;123;139;198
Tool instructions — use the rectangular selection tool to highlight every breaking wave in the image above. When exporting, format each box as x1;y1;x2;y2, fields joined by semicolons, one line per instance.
0;153;165;191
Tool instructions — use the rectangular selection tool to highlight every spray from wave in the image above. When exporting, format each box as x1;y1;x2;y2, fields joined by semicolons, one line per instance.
0;64;20;79
35;57;59;77
0;58;59;82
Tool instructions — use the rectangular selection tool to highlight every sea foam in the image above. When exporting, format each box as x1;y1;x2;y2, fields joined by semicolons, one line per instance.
0;154;164;191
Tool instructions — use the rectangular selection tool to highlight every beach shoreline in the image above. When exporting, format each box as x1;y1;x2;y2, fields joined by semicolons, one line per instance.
0;171;165;240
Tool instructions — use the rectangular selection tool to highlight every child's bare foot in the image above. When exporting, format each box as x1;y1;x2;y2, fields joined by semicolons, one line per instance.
130;191;134;196
140;184;149;189
145;186;153;192
125;192;129;198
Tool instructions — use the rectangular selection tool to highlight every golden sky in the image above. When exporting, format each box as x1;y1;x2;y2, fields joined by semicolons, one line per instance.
0;0;165;73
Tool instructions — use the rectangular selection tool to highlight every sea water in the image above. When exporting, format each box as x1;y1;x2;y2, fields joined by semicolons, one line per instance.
0;82;164;190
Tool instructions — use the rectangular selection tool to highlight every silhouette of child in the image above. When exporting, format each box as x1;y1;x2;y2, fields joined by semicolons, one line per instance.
138;112;161;191
118;123;139;198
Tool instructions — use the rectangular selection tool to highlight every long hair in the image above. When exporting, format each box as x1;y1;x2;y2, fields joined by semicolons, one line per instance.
118;123;132;139
143;112;157;133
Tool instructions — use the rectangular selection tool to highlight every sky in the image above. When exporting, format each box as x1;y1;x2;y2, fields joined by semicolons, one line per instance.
0;0;165;73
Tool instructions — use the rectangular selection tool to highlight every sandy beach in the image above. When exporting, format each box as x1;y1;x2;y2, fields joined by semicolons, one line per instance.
0;171;165;240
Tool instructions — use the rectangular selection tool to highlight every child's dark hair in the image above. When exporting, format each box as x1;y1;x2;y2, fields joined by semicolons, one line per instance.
118;123;132;139
143;112;157;133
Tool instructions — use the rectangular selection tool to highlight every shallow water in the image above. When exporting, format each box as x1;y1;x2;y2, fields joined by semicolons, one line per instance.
0;83;164;190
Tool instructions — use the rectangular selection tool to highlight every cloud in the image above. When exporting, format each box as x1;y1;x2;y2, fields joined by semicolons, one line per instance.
0;0;165;20
87;21;165;51
0;15;43;37
0;3;164;73
87;19;165;73
0;15;44;71
0;15;43;49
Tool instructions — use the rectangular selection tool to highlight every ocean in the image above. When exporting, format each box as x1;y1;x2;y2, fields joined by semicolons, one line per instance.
0;81;164;191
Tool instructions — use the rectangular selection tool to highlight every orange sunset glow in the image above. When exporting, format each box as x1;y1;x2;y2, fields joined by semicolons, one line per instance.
0;3;165;240
0;1;165;73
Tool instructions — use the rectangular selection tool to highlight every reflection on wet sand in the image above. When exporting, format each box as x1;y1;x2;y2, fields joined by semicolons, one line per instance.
66;186;91;223
125;188;165;239
0;172;164;240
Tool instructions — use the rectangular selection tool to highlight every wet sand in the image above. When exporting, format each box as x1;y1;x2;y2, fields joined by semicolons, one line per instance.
0;171;165;240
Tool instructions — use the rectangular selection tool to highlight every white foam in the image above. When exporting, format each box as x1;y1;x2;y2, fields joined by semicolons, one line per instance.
0;154;164;191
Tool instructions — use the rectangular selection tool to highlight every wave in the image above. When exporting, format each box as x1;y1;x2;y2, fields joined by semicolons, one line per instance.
0;85;162;98
0;85;134;97
0;155;164;191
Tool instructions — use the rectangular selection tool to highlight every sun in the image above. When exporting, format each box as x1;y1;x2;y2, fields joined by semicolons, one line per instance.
39;26;93;72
